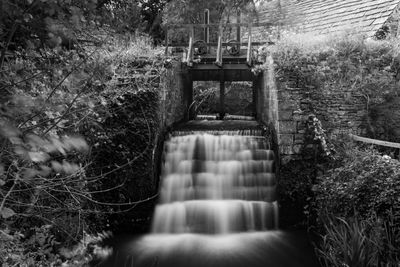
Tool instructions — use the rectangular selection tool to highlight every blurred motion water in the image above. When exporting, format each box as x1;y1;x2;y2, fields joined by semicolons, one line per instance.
99;130;319;267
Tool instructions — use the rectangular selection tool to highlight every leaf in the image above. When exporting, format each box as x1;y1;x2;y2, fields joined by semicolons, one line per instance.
0;179;5;186
38;165;51;177
21;168;38;180
51;161;63;173
63;136;89;153
62;162;80;174
28;151;50;163
1;207;16;219
51;137;66;155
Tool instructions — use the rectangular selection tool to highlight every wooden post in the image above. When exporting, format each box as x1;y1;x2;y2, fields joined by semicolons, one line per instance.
188;74;194;120
246;23;253;66
190;25;195;44
219;71;225;119
252;75;258;118
183;71;194;120
204;9;210;44
187;36;194;65
215;25;223;67
164;28;169;56
236;10;241;43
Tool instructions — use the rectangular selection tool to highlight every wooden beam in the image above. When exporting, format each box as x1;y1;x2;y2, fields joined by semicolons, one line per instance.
188;76;195;120
186;36;194;65
246;23;253;66
193;64;251;70
166;22;273;29
164;29;169;56
219;72;225;119
252;76;258;118
215;32;223;67
236;10;241;44
350;134;400;149
167;41;267;47
204;9;210;44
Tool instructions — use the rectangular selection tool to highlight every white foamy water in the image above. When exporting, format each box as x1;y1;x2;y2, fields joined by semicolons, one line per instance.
151;132;278;234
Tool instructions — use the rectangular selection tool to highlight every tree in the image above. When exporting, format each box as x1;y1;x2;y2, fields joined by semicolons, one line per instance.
162;0;257;44
141;0;169;44
162;0;257;25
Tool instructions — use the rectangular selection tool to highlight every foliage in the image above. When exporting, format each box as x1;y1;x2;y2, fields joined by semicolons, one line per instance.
278;160;316;228
267;31;400;101
313;148;400;221
1;4;167;261
0;226;112;267
141;0;169;44
163;0;258;43
316;215;381;267
256;31;400;143
313;146;400;265
316;212;400;266
303;114;336;160
0;0;167;54
369;96;400;144
163;0;257;24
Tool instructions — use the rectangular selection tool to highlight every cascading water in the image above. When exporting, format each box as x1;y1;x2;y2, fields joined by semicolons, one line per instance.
100;122;319;267
152;131;278;234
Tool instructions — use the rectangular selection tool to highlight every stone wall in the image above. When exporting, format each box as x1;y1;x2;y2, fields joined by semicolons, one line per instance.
160;61;187;127
258;58;369;164
277;81;367;163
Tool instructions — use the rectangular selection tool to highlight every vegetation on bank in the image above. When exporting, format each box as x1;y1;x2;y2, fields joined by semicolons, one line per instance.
0;1;170;266
261;31;400;266
2;0;400;266
257;30;400;143
314;145;400;266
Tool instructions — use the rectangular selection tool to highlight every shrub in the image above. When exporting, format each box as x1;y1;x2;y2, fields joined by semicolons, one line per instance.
0;227;112;267
257;31;400;142
313;147;400;265
278;160;315;228
1;15;166;263
316;215;381;267
313;148;400;221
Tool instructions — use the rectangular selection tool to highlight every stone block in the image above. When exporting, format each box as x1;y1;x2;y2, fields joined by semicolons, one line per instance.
296;121;307;131
280;145;294;155
293;113;306;121
279;121;297;134
280;110;293;120
278;100;297;110
293;144;303;154
295;133;305;141
278;134;294;145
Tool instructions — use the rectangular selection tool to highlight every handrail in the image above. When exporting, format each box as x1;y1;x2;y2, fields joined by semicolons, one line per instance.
350;134;400;149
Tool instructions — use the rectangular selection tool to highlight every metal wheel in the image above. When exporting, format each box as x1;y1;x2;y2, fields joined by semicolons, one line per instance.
226;40;240;56
193;40;208;55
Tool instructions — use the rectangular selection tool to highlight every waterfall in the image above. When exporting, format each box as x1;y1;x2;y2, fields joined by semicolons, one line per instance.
99;123;319;267
151;131;278;234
